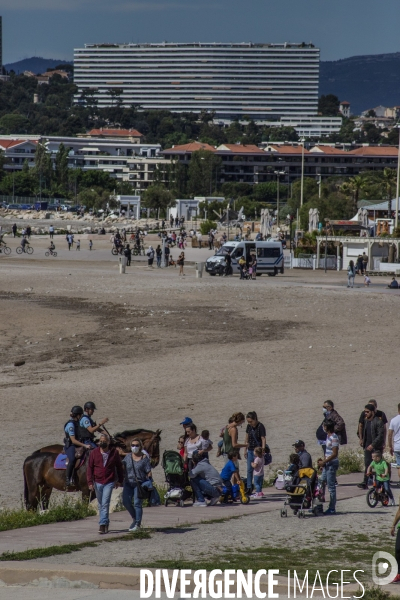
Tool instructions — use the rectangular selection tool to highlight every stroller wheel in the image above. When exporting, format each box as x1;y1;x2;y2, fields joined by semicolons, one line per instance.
293;510;298;516
179;500;185;507
280;509;287;518
312;507;319;517
298;510;303;519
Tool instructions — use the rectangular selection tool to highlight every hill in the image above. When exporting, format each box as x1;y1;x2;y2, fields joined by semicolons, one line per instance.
4;57;72;75
320;52;400;115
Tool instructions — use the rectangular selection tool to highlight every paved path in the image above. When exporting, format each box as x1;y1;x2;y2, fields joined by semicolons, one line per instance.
0;474;371;556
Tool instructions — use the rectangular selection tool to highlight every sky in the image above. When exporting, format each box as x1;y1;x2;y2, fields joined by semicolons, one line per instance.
2;0;400;64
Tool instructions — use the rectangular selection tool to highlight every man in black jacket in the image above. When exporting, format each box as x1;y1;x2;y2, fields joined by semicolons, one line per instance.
357;403;385;489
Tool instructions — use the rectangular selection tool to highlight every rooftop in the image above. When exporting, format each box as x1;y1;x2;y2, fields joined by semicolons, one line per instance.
86;128;143;138
163;141;216;153
82;42;316;50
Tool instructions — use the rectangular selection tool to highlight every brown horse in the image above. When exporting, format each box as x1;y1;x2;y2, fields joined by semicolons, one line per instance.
24;429;162;510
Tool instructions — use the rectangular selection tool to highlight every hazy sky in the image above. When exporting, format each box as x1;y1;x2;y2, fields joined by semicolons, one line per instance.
2;0;400;64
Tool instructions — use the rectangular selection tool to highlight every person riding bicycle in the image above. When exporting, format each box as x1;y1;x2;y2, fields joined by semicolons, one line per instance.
64;405;92;487
20;236;29;252
78;401;109;449
48;241;55;252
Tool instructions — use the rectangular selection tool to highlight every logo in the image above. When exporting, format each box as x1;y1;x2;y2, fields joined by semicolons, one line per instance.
372;551;397;586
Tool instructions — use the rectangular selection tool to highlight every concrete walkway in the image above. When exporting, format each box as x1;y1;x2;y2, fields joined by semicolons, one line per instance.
0;474;369;556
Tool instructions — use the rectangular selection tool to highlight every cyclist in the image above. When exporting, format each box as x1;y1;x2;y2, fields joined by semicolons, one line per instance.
48;240;55;253
20;236;29;252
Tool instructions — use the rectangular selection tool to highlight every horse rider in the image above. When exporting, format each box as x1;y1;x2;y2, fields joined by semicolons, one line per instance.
78;401;109;448
64;406;92;487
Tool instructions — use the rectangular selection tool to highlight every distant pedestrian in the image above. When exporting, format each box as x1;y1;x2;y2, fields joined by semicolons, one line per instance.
197;232;202;249
170;216;174;228
362;252;368;273
12;223;17;238
177;252;185;276
164;245;170;267
357;403;384;489
76;239;81;251
26;226;31;239
71;234;74;247
147;246;155;267
89;239;93;251
318;420;339;515
49;225;54;239
244;411;266;494
124;244;132;266
208;231;214;250
66;234;72;251
347;260;355;288
156;244;162;268
122;438;152;532
356;254;364;275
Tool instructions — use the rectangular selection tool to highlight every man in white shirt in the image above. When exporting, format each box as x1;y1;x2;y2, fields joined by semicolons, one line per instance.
388;403;400;484
197;232;202;249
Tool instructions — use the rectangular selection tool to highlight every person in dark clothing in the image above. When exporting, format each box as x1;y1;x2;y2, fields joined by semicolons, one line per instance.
358;399;387;448
292;440;312;468
124;244;132;266
357;403;385;489
224;251;232;276
244;411;266;493
164;245;170;267
12;223;17;238
388;277;399;289
63;406;92;487
322;400;347;445
356;254;364;275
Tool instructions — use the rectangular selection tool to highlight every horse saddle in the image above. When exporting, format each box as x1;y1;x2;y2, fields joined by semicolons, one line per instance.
54;448;87;470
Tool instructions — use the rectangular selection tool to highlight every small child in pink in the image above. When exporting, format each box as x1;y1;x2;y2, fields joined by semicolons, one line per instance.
251;446;264;497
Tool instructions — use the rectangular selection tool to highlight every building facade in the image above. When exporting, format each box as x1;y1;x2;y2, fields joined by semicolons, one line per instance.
73;42;320;121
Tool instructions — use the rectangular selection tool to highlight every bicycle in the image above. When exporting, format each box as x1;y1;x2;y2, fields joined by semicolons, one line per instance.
45;249;58;257
16;245;34;255
366;479;390;508
0;245;11;255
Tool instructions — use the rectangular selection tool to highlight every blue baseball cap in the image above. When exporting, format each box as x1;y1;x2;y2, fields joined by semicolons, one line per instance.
180;417;193;426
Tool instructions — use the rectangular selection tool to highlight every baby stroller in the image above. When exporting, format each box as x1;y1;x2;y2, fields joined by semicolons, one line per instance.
162;450;193;507
280;467;324;518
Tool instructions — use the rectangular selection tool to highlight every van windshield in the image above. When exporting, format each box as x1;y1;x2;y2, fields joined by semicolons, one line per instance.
215;244;236;256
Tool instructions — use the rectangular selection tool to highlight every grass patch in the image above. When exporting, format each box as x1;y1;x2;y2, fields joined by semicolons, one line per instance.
0;529;151;561
363;587;400;600
0;497;96;532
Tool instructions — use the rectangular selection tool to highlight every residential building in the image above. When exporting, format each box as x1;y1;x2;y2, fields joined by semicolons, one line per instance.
162;141;400;186
73;42;320;121
339;101;350;118
267;116;342;137
77;128;144;144
0;138;39;171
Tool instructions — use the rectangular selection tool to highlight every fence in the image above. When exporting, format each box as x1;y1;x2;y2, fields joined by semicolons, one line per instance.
286;253;338;270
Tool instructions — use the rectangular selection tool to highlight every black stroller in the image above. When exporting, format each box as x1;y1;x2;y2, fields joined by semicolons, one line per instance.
162;450;194;507
280;467;324;518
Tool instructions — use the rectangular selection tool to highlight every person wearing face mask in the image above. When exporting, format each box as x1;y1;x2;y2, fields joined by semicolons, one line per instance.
316;400;347;455
87;433;124;534
122;438;152;532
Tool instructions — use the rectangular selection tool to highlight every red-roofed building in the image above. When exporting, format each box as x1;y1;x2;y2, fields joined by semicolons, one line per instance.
78;128;144;143
0;139;38;171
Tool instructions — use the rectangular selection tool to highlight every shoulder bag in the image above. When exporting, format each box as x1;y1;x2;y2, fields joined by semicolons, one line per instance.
130;455;150;500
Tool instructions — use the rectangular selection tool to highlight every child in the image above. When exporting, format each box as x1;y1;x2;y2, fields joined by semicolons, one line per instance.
48;240;55;252
248;264;253;279
76;239;81;251
199;430;213;457
251;255;257;280
251;447;264;497
177;435;185;458
89;239;93;251
364;274;371;287
220;451;240;502
367;451;395;506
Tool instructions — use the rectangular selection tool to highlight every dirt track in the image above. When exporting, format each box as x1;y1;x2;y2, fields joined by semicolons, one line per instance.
1;243;400;507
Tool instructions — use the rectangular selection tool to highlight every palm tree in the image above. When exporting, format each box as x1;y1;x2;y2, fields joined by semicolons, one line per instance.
340;176;365;215
382;168;397;218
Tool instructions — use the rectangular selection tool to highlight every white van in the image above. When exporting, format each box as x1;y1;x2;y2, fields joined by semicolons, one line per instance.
205;240;284;276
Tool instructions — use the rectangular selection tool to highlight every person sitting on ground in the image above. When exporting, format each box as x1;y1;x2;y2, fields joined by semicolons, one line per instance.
220;450;240;501
251;447;265;498
367;450;395;506
189;450;222;507
388;277;399;289
292;440;313;468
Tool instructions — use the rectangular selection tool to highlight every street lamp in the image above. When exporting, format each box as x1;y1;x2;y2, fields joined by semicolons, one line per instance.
274;170;286;227
395;124;400;230
300;138;305;207
324;218;330;273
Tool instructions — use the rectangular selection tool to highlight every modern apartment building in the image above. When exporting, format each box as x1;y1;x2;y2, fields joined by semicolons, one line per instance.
73;42;320;121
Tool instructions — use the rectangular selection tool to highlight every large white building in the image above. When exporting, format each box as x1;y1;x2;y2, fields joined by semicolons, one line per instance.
73;42;320;121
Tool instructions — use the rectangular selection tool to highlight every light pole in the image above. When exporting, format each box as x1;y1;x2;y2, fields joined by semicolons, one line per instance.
300;138;305;207
274;170;285;227
395;125;400;230
324;218;330;273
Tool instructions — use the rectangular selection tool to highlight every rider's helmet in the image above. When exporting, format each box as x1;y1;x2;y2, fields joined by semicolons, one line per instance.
84;401;97;411
71;405;84;416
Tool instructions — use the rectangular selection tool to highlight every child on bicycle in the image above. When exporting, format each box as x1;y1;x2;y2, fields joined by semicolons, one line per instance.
48;241;55;252
367;451;395;506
